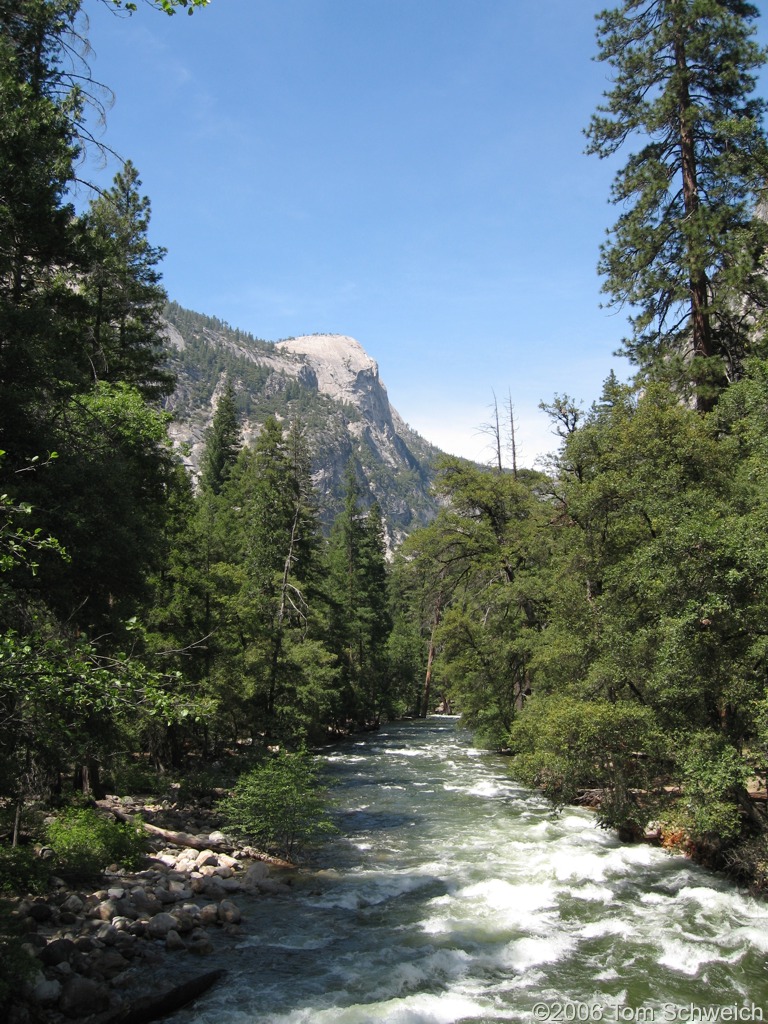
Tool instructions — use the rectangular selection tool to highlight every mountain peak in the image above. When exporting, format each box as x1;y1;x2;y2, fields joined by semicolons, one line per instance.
162;304;441;545
275;334;379;402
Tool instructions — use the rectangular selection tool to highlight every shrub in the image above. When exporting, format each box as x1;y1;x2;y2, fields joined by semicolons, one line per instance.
217;751;335;861
46;808;147;879
0;846;49;896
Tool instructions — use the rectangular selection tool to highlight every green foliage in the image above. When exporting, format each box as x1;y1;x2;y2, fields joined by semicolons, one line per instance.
83;161;172;401
217;752;335;861
103;0;209;14
46;808;147;878
0;846;49;896
200;378;241;495
509;696;665;833
586;0;768;403
665;734;751;846
327;473;392;728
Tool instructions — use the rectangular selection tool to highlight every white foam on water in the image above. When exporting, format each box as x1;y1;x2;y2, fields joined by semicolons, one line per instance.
311;868;441;911
283;991;496;1024
566;882;615;903
657;935;730;976
187;721;768;1024
458;877;557;915
465;779;511;798
729;926;768;954
500;933;578;971
579;919;635;940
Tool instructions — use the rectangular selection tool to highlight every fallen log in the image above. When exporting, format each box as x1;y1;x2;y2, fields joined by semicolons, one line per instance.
96;802;230;852
95;800;296;867
97;968;227;1024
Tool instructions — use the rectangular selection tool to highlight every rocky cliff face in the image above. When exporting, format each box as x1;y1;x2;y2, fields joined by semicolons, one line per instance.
162;305;442;545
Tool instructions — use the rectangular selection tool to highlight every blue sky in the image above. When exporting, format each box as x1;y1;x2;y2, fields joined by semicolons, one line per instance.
77;0;768;467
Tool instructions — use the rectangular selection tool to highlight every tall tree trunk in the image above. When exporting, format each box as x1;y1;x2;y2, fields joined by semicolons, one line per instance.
420;596;442;718
674;16;713;408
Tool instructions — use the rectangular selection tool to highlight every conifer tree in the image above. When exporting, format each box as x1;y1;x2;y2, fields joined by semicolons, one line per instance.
586;0;768;407
328;472;391;728
0;0;88;464
84;160;173;400
213;418;332;744
200;378;241;495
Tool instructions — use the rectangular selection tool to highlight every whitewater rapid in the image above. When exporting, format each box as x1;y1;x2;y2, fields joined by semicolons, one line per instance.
190;717;768;1024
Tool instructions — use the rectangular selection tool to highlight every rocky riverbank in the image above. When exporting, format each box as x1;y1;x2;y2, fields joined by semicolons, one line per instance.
6;794;295;1024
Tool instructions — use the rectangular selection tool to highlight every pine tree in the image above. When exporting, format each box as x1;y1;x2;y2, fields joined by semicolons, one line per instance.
212;418;332;744
586;0;768;407
0;0;89;464
327;472;391;728
200;378;241;495
84;160;173;400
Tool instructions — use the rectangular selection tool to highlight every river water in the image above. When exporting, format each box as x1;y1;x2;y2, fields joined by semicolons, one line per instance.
192;716;768;1024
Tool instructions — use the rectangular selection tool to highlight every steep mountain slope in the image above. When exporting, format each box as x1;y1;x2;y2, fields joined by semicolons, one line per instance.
162;302;442;543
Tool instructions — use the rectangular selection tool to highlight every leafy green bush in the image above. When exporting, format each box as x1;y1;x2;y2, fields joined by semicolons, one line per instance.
217;752;335;861
0;846;49;895
46;808;147;879
509;695;666;833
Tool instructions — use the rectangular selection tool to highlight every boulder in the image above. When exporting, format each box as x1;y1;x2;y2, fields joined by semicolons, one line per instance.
92;923;119;946
187;932;214;955
243;862;269;885
155;886;179;905
198;904;219;926
145;912;178;939
30;976;62;1006
130;886;161;915
27;901;54;923
165;929;187;952
171;910;196;934
93;949;130;979
60;892;83;917
40;937;75;967
92;898;120;922
217;900;241;925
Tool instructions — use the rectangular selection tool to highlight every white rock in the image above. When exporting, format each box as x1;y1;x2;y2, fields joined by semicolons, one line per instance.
145;912;178;938
31;977;62;1005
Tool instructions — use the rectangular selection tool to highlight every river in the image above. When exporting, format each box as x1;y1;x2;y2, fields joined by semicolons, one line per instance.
191;716;768;1024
